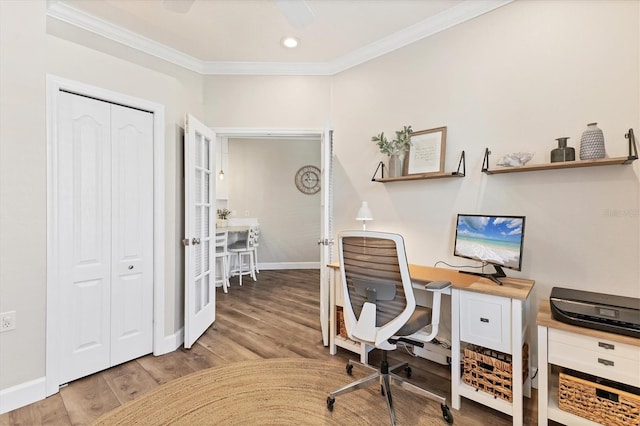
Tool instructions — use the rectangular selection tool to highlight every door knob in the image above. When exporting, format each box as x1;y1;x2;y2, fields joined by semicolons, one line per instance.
128;265;134;270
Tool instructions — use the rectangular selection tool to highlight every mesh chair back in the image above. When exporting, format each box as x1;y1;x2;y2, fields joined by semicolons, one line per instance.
340;232;407;327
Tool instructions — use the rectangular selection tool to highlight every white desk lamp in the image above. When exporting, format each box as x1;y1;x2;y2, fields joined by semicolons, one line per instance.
356;201;373;231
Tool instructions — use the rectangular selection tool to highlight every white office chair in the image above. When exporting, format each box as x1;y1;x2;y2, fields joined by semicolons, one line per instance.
228;226;257;286
327;230;453;425
214;230;230;293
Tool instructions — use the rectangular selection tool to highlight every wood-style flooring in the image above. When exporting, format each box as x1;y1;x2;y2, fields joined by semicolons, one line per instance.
1;269;540;425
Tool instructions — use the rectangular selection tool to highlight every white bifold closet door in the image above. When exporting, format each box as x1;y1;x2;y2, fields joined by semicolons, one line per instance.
56;91;153;384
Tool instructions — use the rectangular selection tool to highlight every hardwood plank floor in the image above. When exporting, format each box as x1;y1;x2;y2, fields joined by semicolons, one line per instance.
0;269;539;425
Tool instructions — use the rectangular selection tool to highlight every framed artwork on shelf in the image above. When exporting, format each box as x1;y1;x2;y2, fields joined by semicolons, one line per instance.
404;126;447;175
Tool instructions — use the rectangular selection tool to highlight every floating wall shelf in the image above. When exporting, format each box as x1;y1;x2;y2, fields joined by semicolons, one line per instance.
482;129;637;175
373;151;465;183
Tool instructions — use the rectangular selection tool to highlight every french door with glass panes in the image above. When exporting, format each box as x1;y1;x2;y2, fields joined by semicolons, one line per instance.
183;113;216;349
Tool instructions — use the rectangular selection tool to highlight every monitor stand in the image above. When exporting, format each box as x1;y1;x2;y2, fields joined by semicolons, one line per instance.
459;265;506;285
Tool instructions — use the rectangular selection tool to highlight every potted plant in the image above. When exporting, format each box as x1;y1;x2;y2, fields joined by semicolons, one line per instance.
371;125;412;177
217;208;231;227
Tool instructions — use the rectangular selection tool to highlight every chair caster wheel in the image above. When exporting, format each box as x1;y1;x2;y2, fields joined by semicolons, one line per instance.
441;404;453;424
345;363;353;376
404;366;412;378
326;396;335;412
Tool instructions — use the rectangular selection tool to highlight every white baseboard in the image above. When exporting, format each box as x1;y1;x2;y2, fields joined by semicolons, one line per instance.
258;262;320;270
0;377;46;414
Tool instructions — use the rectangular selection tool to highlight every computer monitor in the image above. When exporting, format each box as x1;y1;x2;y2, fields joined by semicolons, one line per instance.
453;214;526;285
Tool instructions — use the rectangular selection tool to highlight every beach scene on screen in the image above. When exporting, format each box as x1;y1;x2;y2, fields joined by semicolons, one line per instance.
455;216;523;269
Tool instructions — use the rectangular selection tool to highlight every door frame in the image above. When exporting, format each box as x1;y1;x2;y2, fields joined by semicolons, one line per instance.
212;126;333;341
45;75;165;396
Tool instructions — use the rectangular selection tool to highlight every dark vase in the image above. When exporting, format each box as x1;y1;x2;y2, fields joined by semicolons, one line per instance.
550;137;575;163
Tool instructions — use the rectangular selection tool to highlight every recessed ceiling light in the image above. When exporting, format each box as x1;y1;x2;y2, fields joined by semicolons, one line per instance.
281;36;299;48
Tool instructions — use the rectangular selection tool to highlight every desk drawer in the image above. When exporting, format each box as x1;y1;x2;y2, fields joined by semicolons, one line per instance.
549;330;640;387
460;291;511;353
548;328;639;361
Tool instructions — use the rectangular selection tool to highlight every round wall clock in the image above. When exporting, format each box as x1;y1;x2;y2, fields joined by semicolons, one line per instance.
294;165;321;194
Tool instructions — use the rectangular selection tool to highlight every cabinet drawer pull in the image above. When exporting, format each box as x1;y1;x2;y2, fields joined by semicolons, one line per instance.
596;388;619;402
598;342;615;350
598;358;614;367
480;318;489;323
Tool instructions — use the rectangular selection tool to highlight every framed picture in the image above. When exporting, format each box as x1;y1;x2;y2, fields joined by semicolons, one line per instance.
404;126;447;175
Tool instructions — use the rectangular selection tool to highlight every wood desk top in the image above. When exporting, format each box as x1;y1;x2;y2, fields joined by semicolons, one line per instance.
537;300;640;347
328;263;534;301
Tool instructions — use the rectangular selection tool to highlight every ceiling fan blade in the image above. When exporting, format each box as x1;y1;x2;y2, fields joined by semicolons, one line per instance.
274;0;315;29
162;0;196;14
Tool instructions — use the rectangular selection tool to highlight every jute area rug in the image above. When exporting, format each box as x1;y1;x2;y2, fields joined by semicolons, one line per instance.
92;358;447;425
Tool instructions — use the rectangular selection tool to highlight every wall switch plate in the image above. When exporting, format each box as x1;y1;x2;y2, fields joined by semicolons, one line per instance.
1;311;16;332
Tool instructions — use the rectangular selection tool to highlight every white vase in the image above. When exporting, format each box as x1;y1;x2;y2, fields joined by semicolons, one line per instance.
579;122;606;160
388;154;403;178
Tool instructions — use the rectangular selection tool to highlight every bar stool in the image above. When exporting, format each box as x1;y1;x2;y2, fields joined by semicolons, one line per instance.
214;230;230;293
252;227;260;274
228;226;257;286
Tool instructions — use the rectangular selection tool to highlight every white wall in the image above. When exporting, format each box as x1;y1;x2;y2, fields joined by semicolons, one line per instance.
331;0;639;358
227;138;321;265
0;0;204;392
203;75;332;128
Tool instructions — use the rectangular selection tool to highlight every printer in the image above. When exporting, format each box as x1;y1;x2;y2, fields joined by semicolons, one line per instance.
550;287;640;339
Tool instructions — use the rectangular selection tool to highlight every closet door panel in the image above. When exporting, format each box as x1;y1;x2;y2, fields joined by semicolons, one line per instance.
110;104;154;365
57;92;112;383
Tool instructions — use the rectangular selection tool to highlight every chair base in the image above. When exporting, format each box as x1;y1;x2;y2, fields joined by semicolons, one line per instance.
327;351;453;425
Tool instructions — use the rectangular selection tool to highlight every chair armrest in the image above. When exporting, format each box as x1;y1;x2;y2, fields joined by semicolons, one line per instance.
424;280;451;292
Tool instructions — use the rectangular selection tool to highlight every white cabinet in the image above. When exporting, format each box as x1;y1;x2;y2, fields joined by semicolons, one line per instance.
537;301;640;425
451;280;534;426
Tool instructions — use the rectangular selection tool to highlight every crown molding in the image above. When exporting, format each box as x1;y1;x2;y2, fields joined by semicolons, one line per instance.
327;0;513;74
201;61;332;76
46;0;512;76
46;0;204;74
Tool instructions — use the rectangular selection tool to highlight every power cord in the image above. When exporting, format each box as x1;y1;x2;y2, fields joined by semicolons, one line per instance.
433;260;490;271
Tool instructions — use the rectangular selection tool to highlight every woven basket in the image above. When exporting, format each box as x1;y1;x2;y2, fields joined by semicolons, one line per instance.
462;343;529;402
336;307;348;338
558;372;640;426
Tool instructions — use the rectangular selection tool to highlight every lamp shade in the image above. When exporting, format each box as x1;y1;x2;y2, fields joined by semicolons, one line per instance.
356;201;373;221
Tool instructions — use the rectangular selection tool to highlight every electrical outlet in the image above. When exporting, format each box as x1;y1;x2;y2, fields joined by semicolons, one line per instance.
244;210;249;217
1;311;16;332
